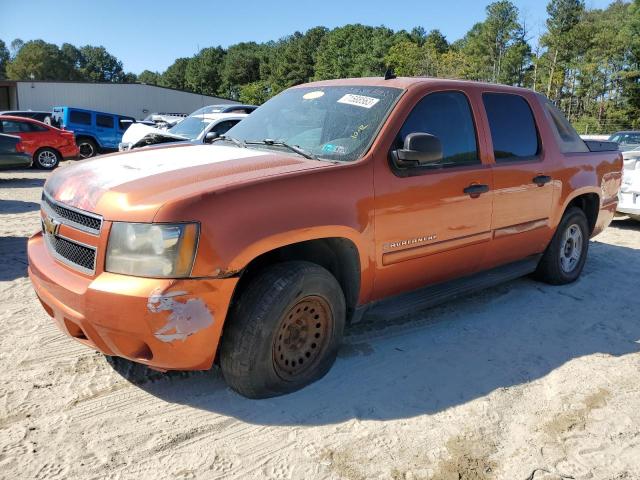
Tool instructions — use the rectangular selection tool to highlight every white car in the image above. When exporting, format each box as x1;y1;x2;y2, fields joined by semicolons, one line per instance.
119;113;247;151
618;146;640;221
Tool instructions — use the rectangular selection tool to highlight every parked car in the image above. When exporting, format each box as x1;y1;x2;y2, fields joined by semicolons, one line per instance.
142;113;188;129
0;115;78;169
0;110;55;125
119;113;247;151
51;107;136;158
28;77;622;398
0;133;32;169
608;130;640;151
617;146;640;221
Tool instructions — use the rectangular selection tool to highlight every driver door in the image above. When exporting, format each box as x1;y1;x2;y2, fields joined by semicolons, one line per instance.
372;90;493;299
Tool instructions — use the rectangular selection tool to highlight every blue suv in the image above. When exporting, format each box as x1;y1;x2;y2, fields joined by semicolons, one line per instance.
52;107;136;158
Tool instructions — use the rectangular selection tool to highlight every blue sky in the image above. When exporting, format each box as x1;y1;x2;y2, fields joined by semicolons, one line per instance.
1;0;613;74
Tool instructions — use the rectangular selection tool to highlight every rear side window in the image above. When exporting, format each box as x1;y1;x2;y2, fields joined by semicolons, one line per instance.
397;91;479;167
118;117;135;131
69;110;91;125
483;93;539;161
542;98;588;153
26;122;48;132
96;114;114;129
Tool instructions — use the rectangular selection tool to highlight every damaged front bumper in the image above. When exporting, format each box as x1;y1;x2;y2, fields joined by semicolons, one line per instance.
28;232;238;371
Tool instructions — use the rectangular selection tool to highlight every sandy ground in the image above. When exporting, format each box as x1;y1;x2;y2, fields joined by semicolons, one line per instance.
1;165;639;480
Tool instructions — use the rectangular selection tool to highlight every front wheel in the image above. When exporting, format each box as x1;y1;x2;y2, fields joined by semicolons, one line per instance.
220;261;346;399
33;148;60;170
534;207;589;285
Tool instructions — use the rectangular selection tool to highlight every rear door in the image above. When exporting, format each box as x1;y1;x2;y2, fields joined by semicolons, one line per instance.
372;90;494;299
0;119;37;155
481;92;554;267
96;114;117;148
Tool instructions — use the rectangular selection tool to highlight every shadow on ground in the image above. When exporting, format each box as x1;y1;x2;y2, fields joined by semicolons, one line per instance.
102;240;640;426
0;177;45;189
0;236;29;281
0;199;41;214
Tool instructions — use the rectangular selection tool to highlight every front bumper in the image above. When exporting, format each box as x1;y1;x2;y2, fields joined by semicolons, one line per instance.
28;232;238;371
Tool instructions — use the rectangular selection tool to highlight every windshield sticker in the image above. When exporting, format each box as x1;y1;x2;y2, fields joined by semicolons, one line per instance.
351;124;369;139
303;90;325;100
322;144;347;154
337;94;380;109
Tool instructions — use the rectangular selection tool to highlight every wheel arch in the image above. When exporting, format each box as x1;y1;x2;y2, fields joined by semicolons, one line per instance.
33;145;62;160
561;190;600;235
228;234;363;324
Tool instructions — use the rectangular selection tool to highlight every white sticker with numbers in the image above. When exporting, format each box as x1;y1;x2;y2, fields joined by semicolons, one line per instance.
337;94;380;109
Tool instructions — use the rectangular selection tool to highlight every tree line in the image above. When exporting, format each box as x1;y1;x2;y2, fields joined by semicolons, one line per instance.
1;0;639;133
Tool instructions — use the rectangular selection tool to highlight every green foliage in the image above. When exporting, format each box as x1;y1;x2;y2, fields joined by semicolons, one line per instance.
137;70;161;85
6;40;76;80
78;46;124;82
313;24;395;79
184;47;225;96
0;40;9;79
160;58;189;90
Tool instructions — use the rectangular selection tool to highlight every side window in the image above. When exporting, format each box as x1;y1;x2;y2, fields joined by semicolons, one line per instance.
397;91;479;167
542;99;589;153
212;120;239;136
2;120;29;133
483;93;539;161
96;114;114;129
69;110;91;125
118;117;134;131
26;122;48;132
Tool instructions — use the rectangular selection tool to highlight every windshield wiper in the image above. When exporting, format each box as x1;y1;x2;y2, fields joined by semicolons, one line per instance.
211;135;246;148
245;139;317;160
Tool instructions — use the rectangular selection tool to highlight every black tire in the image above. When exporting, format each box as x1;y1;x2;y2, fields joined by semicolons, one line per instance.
534;207;589;285
220;261;346;399
33;147;60;170
77;137;98;159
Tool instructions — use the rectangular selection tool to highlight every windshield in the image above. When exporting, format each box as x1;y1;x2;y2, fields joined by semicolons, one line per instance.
167;116;209;139
224;86;402;161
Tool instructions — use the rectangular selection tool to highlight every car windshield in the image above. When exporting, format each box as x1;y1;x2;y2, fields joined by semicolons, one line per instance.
224;86;403;161
167;116;209;139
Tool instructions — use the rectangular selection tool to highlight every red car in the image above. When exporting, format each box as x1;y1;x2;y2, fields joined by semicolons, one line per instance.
0;115;79;169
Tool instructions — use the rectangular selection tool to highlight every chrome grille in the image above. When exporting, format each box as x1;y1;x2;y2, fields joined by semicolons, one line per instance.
41;192;102;234
43;230;96;274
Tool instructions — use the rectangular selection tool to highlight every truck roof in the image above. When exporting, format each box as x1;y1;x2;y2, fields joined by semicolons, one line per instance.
296;76;536;95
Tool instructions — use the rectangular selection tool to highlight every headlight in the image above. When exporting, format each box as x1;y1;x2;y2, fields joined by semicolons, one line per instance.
106;222;199;277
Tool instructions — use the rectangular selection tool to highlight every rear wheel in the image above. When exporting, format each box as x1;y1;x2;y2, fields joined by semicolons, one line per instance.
77;138;98;159
220;261;345;399
534;207;589;285
33;148;60;170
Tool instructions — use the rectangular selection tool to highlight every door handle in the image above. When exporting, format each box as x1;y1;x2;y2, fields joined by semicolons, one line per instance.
463;184;490;197
533;175;552;186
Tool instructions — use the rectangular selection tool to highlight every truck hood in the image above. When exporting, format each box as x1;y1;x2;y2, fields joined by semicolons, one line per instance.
44;143;329;220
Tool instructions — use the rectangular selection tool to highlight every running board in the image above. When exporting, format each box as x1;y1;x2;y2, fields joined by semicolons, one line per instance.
358;255;542;324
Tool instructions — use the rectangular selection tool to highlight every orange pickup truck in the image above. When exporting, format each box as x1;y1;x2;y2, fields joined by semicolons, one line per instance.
28;77;622;398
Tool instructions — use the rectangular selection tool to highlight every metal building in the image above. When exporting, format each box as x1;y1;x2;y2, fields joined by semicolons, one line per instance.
0;80;239;119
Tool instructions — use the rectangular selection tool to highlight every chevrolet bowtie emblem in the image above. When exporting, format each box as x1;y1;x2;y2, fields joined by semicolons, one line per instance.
43;215;60;236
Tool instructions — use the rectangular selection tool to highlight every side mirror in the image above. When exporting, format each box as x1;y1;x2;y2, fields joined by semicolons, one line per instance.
392;132;443;167
205;131;219;143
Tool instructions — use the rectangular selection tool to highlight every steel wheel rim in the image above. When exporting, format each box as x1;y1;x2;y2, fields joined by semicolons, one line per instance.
560;223;583;273
79;143;94;158
38;150;57;168
273;296;333;380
